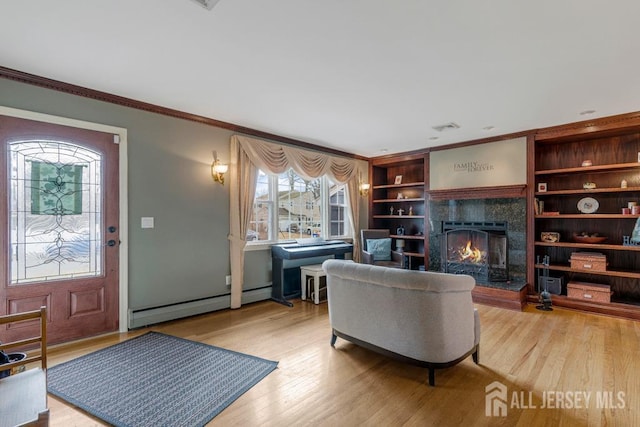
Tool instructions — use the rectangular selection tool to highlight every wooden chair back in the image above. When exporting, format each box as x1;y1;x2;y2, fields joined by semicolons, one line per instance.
0;306;47;371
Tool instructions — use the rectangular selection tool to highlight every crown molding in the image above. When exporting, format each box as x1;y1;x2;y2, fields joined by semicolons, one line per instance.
0;66;366;160
535;111;640;141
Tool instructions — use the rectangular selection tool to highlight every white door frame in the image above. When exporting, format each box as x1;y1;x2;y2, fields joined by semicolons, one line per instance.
0;106;129;333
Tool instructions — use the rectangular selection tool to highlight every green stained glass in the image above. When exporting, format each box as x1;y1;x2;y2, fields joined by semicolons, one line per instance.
30;161;84;215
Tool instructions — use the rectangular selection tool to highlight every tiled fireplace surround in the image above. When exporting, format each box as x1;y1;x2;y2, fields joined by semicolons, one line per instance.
428;197;527;294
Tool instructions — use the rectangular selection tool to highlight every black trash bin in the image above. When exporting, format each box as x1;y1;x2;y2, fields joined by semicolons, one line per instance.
0;352;26;379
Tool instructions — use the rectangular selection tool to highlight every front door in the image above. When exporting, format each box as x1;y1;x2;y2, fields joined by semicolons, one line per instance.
0;115;119;344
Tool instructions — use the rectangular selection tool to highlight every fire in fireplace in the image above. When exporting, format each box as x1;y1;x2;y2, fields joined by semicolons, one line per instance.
442;221;509;283
457;240;486;263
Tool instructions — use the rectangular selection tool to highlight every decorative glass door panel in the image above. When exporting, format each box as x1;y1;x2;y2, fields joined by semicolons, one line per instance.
1;115;119;344
9;140;103;284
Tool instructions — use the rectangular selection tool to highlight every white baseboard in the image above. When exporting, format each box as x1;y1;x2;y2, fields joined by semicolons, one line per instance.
128;285;272;329
241;286;272;305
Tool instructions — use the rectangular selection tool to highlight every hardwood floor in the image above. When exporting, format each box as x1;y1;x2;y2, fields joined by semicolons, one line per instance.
45;300;640;426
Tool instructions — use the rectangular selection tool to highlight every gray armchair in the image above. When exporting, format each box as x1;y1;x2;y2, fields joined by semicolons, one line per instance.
360;229;404;268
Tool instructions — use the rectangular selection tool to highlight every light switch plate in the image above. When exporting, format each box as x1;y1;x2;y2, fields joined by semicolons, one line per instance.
141;217;154;229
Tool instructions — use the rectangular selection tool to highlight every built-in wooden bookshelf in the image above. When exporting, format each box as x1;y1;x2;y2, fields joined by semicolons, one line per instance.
369;153;428;269
366;112;640;319
531;116;640;319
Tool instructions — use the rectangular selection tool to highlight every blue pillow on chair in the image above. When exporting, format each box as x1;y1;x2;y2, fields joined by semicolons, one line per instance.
366;238;392;261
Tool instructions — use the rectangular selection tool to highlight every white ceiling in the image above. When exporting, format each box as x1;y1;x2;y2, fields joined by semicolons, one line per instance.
2;1;640;157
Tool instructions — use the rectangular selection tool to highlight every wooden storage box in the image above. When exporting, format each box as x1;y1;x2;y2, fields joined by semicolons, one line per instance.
570;252;607;271
567;281;612;303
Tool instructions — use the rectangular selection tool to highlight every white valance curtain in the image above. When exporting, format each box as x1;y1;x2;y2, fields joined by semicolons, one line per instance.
228;134;363;308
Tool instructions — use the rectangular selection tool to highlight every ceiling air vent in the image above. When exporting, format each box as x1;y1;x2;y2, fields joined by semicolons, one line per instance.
190;0;220;10
432;122;460;132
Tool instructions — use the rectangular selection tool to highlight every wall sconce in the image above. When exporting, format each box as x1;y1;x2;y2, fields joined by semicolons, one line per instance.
211;151;228;185
359;172;370;197
359;182;370;197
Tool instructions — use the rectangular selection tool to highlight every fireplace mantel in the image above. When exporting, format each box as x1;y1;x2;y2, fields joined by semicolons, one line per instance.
428;184;527;201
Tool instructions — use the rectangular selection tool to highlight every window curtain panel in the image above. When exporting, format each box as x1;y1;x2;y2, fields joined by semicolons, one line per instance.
228;135;362;308
228;138;259;309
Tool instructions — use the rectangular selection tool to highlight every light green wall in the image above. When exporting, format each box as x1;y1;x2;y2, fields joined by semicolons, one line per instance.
1;78;368;311
1;78;233;310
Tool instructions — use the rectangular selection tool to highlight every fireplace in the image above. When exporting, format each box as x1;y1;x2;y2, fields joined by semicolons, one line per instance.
442;221;509;283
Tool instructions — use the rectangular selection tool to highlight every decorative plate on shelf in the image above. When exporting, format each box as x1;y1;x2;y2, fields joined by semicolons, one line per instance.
577;197;599;214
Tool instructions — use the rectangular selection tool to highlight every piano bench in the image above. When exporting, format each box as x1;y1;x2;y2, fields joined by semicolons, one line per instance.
300;264;327;305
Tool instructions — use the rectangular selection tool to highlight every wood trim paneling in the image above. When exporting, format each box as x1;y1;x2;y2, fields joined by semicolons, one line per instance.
369;130;533;163
371;149;431;164
428;131;532;152
535;111;640;141
472;285;527;311
525;294;640;320
525;134;537;293
368;111;640;162
427;184;527;201
370;151;427;166
0;66;365;160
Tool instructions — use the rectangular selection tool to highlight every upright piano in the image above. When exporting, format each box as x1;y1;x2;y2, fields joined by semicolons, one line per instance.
271;238;353;306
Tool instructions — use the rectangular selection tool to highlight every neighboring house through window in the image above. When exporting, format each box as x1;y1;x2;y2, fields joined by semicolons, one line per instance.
247;169;351;243
329;178;347;237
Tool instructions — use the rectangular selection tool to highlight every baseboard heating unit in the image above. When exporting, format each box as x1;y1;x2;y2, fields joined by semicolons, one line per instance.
128;286;272;329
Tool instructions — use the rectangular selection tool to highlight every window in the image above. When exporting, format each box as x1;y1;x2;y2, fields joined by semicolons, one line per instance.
247;169;351;243
329;178;347;237
247;170;272;242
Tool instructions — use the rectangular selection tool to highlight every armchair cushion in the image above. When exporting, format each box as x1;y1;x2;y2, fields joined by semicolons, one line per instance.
366;238;391;261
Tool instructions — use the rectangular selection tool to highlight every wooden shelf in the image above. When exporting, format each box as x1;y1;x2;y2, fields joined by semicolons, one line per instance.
372;182;424;190
535;162;640;175
534;263;640;279
535;186;640;196
428;184;526;201
390;234;425;240
373;198;425;203
402;251;424;257
535;241;640;252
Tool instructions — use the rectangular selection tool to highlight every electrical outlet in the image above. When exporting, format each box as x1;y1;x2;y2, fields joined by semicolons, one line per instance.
225;275;232;286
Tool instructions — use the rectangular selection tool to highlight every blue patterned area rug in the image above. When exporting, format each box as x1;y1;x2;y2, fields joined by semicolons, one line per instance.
47;331;278;427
